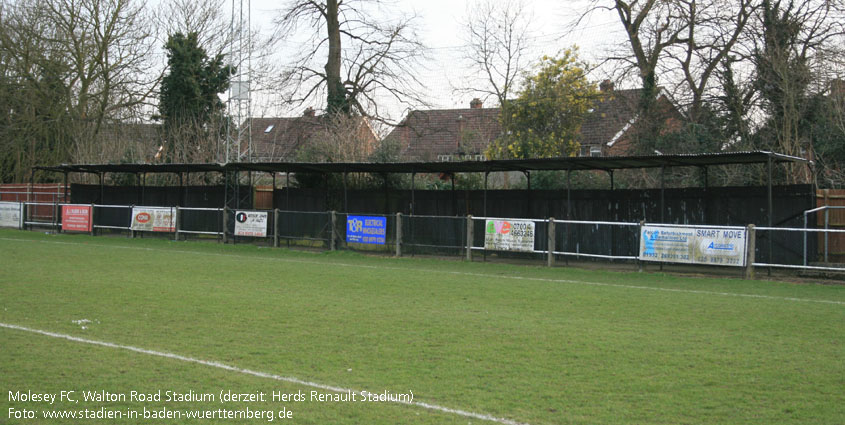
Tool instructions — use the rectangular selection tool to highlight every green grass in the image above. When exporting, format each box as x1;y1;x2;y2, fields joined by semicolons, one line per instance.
1;228;844;424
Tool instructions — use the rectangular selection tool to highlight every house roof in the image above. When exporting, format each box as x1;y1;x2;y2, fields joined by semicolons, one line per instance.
385;88;673;159
582;88;642;147
247;115;379;161
384;107;500;160
247;116;327;161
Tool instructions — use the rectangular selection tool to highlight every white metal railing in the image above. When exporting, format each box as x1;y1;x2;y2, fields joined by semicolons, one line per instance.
803;206;845;265
178;206;224;236
5;202;844;274
469;217;641;260
91;204;132;231
553;219;640;261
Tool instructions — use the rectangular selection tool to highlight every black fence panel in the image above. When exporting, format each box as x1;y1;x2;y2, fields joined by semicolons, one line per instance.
93;205;132;229
71;184;249;208
180;209;222;234
555;221;640;261
276;211;331;247
403;215;466;256
268;185;813;225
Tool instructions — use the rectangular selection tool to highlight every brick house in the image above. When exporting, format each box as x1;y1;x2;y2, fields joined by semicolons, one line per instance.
384;81;683;161
247;108;379;162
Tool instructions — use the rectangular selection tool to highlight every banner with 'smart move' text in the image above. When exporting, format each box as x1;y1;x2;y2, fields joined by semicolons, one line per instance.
639;225;747;267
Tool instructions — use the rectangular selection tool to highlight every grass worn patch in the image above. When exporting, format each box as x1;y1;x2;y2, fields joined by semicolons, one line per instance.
1;229;844;424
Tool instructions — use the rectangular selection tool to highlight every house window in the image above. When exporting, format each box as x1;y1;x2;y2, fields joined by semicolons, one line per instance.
590;146;602;157
474;154;485;161
264;124;274;133
437;154;453;162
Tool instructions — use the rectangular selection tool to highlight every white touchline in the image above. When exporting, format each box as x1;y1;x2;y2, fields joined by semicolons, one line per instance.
3;236;844;306
0;322;528;425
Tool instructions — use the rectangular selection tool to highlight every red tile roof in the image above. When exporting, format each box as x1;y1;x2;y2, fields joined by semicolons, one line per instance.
385;90;658;160
247;116;327;162
385;107;501;161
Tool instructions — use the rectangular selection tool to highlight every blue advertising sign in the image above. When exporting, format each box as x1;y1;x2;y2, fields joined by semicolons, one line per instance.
346;215;387;245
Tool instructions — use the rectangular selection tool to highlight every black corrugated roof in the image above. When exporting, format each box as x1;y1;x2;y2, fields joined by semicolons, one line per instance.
34;151;809;175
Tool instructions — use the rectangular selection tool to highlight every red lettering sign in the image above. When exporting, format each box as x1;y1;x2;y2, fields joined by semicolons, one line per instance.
62;205;92;232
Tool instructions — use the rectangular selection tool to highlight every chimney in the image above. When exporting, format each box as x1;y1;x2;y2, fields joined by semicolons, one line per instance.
600;79;614;92
303;107;316;117
470;98;483;109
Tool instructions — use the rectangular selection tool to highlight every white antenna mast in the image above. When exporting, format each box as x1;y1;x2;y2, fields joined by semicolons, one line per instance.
225;0;252;163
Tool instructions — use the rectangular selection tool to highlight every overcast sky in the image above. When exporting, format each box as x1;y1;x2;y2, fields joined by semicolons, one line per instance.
242;0;623;122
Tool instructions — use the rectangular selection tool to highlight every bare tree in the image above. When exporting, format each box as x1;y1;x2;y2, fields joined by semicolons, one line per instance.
457;0;533;123
273;0;428;121
29;0;156;164
662;0;756;124
572;0;692;151
154;0;231;57
0;0;158;181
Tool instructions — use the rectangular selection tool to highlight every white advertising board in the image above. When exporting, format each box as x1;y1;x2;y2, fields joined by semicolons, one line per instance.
234;211;268;237
0;202;22;228
484;219;535;252
131;207;175;232
639;225;747;267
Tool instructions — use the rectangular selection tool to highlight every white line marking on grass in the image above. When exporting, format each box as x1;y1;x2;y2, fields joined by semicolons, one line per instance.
3;236;845;306
0;322;528;425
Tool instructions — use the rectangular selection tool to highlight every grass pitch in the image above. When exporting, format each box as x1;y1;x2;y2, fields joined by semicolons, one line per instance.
1;229;844;424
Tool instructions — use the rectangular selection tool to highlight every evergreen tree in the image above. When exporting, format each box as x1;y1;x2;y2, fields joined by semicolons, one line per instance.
486;49;599;159
159;32;234;162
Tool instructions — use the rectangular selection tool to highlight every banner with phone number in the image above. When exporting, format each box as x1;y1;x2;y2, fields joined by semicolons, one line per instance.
484;219;535;252
639;225;747;267
131;207;175;232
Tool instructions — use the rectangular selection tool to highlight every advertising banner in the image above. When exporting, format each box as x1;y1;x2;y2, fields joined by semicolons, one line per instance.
131;207;175;232
484;219;535;252
234;211;268;237
61;205;92;232
0;202;22;228
346;215;386;244
639;225;747;267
